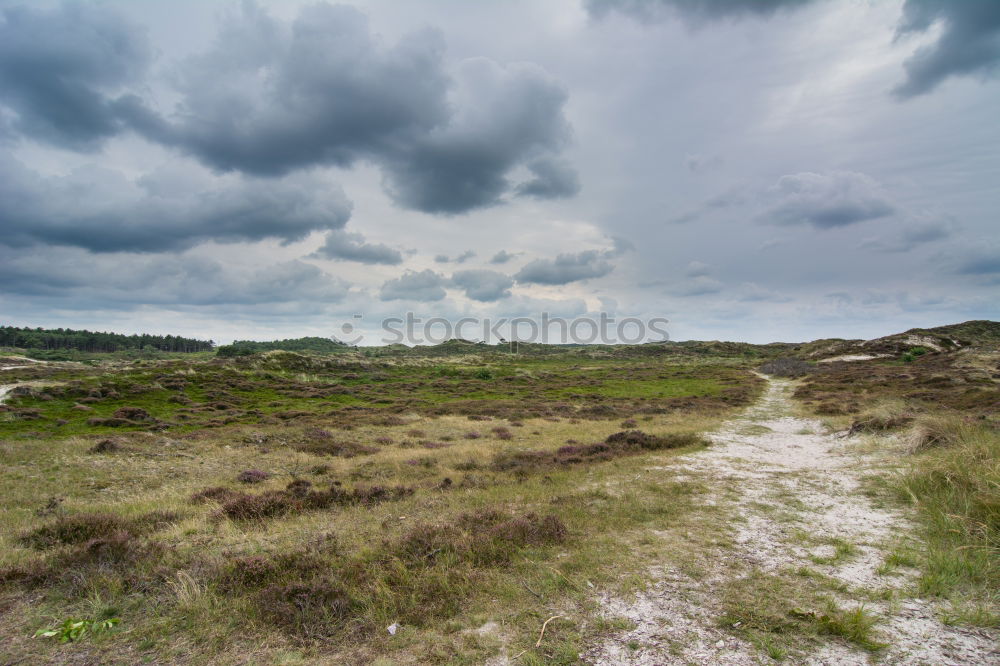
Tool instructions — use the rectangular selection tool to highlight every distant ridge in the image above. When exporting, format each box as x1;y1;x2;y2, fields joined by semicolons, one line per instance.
4;321;995;358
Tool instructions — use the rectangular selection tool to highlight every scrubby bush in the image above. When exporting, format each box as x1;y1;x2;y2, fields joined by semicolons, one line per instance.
257;580;355;635
190;486;239;504
285;478;313;496
20;514;129;549
604;430;702;451
200;481;416;522
219;492;299;521
493;430;706;473
293;439;378;458
902;346;930;362
398;511;567;567
351;484;415;505
237;469;270;484
217;555;275;591
20;511;177;550
112;406;152;421
491;426;513;440
215;550;330;595
57;531;157;569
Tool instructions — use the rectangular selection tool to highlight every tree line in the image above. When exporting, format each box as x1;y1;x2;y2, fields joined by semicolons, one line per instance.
0;326;214;353
216;336;348;356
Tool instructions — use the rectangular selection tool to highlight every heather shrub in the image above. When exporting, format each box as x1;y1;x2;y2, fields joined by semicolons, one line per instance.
190;486;239;504
20;514;129;549
112;406;152;421
237;469;270;484
20;511;177;550
219;492;300;521
257;579;355;636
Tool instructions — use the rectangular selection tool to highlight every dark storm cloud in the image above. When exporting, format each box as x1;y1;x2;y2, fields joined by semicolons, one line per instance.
0;153;352;252
515;250;615;285
377;58;574;213
894;0;1000;98
585;0;817;24
311;229;403;265
450;269;514;301
757;172;895;229
514;238;633;285
122;4;575;215
0;3;577;216
0;3;151;150
379;269;447;302
144;3;449;176
515;157;581;199
490;250;516;264
0;247;348;306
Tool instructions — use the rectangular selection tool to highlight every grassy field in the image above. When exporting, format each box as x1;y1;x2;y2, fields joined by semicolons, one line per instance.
2;322;997;663
0;347;763;664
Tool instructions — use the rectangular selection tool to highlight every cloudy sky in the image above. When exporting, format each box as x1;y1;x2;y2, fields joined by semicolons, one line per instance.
1;0;997;344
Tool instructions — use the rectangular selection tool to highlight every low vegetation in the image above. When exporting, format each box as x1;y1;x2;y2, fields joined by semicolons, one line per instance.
0;343;760;663
720;570;886;657
793;347;998;420
2;320;996;662
893;418;999;614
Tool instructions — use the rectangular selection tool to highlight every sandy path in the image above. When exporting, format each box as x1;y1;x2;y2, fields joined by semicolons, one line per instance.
585;376;999;665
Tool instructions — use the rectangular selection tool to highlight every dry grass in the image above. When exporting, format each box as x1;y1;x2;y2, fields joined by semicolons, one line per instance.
846;399;916;435
902;413;975;452
893;418;1000;611
0;365;746;664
